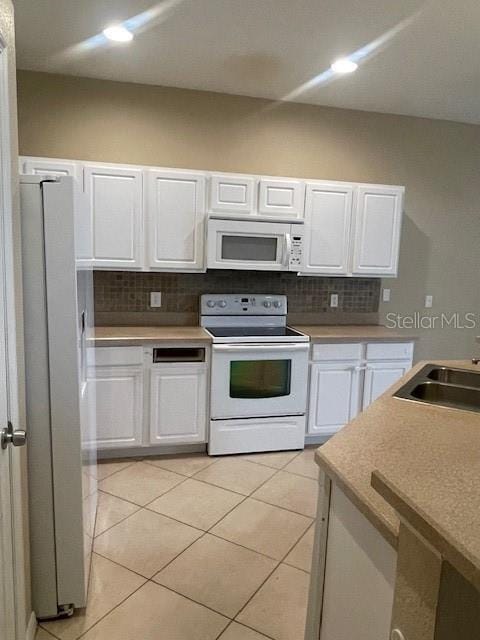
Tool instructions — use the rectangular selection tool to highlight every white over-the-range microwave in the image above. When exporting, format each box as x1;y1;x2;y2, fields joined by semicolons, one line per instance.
207;218;304;271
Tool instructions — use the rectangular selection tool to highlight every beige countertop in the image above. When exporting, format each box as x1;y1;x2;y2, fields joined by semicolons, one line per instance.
91;325;212;346
92;324;416;346
294;324;418;342
315;359;480;590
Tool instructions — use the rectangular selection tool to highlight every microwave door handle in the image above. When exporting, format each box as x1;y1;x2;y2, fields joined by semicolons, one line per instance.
284;233;292;267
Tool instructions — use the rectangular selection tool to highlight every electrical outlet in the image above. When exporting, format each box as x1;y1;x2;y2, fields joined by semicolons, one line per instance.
150;292;162;308
330;294;339;308
382;288;391;302
425;295;433;308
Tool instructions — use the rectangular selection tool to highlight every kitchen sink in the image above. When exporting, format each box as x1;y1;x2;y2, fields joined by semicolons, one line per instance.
409;381;480;412
426;366;480;388
394;363;480;413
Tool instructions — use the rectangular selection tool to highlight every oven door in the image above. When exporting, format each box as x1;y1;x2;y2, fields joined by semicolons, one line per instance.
211;343;309;419
207;219;291;271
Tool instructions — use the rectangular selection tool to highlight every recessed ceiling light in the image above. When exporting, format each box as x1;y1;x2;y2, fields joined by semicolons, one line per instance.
331;58;358;74
103;24;134;43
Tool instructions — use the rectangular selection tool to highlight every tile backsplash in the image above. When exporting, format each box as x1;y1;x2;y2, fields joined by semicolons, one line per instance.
94;271;380;325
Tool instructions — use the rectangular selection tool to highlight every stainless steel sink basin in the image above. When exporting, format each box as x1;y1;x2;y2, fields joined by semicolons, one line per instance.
395;363;480;413
426;366;480;389
409;381;480;412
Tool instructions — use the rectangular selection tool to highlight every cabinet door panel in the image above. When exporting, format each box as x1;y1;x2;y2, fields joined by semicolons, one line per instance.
363;360;412;409
84;165;142;268
302;182;354;275
88;365;143;449
320;485;396;640
352;186;403;276
20;157;92;260
147;170;205;271
258;178;305;218
150;365;207;444
209;174;256;214
308;362;361;436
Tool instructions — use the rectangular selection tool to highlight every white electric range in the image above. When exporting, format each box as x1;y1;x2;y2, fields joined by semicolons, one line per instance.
200;294;309;455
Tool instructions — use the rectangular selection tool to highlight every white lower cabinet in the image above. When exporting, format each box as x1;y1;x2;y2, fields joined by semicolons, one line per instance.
87;347;144;449
149;363;207;445
89;346;208;451
362;360;412;409
308;341;414;437
308;362;362;436
306;482;397;640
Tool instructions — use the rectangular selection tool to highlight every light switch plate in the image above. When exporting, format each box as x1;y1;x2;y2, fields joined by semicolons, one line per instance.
330;294;339;308
382;288;391;302
425;295;433;308
150;292;162;308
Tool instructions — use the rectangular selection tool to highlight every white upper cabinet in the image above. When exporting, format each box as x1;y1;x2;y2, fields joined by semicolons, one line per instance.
302;182;403;278
20;157;405;277
351;185;404;276
146;170;206;271
209;173;256;215
20;157;91;261
84;164;143;269
21;157;78;178
258;178;305;219
303;182;354;275
209;174;305;220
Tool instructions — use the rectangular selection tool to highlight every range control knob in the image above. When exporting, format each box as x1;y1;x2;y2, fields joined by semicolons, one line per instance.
273;300;282;308
217;300;227;308
263;300;272;308
206;300;216;308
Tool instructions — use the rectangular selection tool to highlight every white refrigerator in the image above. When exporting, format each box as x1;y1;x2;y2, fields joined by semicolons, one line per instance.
20;175;96;619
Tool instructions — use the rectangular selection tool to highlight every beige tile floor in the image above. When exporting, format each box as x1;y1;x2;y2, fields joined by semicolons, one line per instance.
37;448;322;640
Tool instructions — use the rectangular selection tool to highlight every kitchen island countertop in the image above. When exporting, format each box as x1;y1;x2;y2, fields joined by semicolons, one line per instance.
315;359;480;590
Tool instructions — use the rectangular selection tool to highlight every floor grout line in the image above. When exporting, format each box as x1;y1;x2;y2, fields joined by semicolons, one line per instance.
93;492;142;538
93;458;138;481
81;453;319;640
75;581;148;640
249;493;317;519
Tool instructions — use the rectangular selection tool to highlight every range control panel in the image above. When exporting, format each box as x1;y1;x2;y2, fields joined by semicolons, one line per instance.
200;294;287;315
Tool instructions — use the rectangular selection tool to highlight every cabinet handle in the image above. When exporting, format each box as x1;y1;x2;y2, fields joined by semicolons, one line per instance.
353;365;367;371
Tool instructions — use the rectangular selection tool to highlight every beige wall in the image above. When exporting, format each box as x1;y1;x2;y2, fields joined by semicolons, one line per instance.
1;0;31;633
16;70;480;360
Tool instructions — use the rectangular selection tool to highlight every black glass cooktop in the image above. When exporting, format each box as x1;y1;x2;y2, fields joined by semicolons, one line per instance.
207;326;303;338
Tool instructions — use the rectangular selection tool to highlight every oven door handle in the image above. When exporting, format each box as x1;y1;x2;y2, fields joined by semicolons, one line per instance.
213;343;308;353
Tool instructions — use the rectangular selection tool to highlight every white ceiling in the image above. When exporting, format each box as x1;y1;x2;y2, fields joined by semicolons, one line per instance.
12;0;480;124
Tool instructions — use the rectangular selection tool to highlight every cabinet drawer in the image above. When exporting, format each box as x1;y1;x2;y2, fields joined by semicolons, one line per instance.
366;342;414;361
89;346;144;367
312;343;363;362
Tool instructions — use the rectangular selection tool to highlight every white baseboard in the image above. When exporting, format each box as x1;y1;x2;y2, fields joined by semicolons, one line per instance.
25;611;37;640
